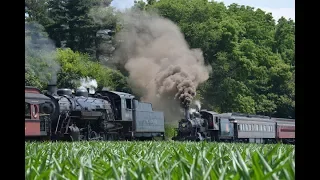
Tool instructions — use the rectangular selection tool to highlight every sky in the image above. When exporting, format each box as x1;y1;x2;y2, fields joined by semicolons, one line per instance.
110;0;295;21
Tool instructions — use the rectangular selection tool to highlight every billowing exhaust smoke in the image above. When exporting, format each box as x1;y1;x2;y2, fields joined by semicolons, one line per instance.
194;100;201;111
78;77;98;94
106;10;211;122
25;22;60;85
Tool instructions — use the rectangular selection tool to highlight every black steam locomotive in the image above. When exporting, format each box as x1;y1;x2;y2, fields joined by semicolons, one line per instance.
172;108;295;144
171;107;212;141
25;84;165;141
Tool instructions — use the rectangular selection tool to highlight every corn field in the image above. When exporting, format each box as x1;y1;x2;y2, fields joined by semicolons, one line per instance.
25;141;295;180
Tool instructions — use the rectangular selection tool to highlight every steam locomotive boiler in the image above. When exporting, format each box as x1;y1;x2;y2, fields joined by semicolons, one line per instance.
44;84;115;141
25;84;165;141
93;88;165;141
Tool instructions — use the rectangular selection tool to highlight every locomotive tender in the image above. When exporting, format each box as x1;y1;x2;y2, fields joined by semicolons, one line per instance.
172;108;295;144
25;84;165;141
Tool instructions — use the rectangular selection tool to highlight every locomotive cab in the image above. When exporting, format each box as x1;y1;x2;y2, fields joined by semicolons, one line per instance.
95;89;165;140
199;110;220;130
95;89;135;121
198;111;234;141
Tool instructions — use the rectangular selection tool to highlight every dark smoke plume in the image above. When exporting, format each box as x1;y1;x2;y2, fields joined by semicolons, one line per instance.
106;10;211;121
25;22;60;84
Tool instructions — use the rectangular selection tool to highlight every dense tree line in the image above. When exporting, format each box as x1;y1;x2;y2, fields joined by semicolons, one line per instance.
25;0;295;118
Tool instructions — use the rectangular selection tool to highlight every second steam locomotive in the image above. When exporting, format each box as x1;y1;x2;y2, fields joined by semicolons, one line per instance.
172;108;295;144
25;84;165;141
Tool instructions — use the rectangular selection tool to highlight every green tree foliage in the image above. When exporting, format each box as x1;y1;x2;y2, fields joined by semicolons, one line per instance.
25;0;131;93
25;45;131;92
26;0;117;56
25;21;58;89
133;0;147;11
56;48;131;92
25;71;45;89
63;0;115;54
150;0;295;118
25;0;295;118
25;0;51;25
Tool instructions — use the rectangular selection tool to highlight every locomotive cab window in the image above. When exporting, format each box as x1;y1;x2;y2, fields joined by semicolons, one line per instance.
126;99;132;109
114;99;122;120
215;117;219;123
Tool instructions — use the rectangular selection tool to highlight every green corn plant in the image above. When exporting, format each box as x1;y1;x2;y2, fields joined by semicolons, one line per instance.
25;141;295;180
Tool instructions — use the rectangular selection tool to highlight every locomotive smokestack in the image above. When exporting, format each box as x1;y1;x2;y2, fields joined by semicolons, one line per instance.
47;84;57;95
184;107;190;120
